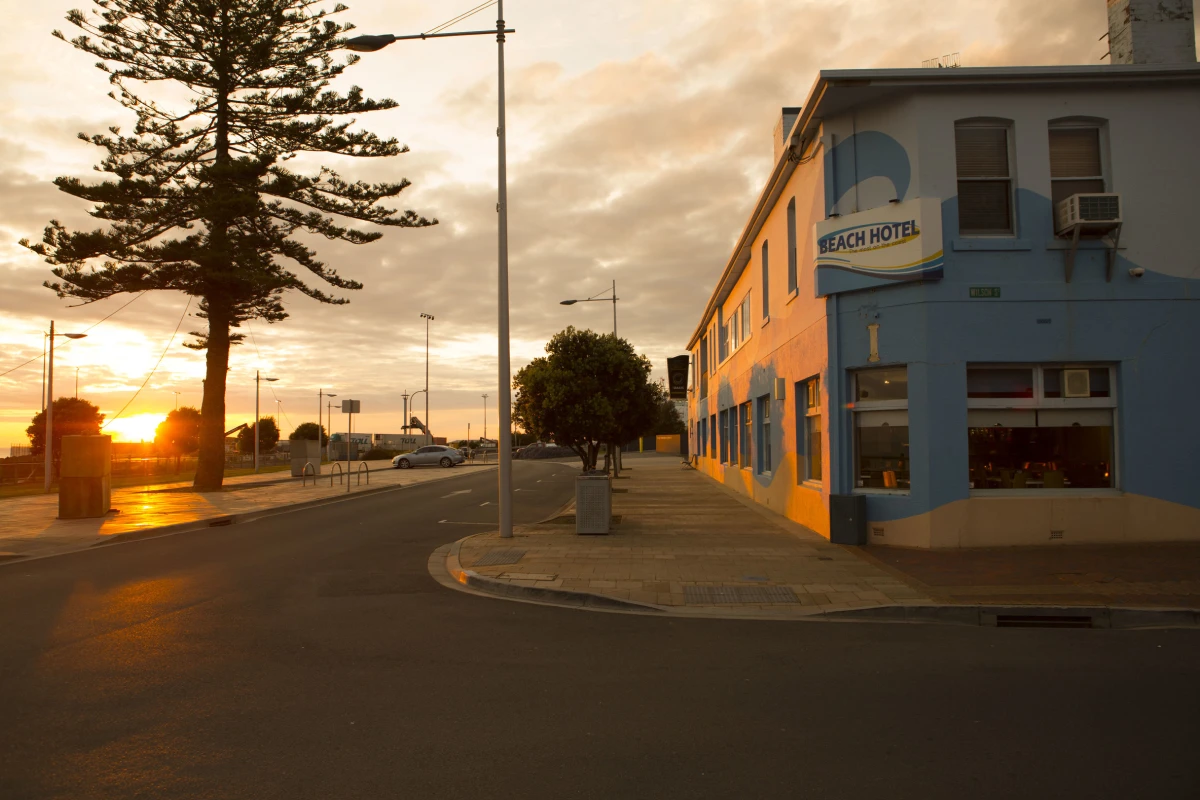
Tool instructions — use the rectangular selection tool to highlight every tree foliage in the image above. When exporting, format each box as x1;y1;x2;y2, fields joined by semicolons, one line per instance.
289;421;327;445
22;0;435;490
237;416;280;453
154;406;202;455
27;398;106;459
513;328;660;472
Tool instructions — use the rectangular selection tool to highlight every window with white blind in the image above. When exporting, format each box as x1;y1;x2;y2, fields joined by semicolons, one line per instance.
1049;125;1106;210
955;122;1014;235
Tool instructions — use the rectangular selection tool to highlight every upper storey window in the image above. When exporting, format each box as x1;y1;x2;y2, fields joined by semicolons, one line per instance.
1049;125;1105;209
955;122;1013;235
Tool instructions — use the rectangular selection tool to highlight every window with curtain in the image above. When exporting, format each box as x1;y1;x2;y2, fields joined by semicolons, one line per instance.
955;123;1013;235
739;402;752;468
756;394;771;474
709;414;717;459
718;409;729;463
761;241;770;320
967;365;1115;490
854;367;909;490
1049;125;1105;210
741;294;751;341
797;376;821;482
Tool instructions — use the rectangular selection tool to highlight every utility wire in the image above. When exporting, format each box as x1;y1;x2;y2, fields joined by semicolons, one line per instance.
101;297;191;430
0;291;149;379
425;1;496;35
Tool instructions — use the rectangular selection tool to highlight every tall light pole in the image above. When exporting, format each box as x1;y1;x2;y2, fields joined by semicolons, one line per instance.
560;279;619;336
254;370;278;473
420;312;434;441
325;395;337;462
75;368;80;400
173;391;181;410
319;389;335;459
482;394;489;441
345;4;515;536
43;321;87;492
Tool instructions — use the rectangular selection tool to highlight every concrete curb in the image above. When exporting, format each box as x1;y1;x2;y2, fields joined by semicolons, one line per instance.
437;534;1200;628
443;534;662;613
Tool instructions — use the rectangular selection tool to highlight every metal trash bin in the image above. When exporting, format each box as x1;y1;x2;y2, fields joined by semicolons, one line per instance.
829;493;868;545
290;438;322;476
575;470;612;535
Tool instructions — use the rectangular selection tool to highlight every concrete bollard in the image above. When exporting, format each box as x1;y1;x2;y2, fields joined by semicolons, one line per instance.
59;435;111;519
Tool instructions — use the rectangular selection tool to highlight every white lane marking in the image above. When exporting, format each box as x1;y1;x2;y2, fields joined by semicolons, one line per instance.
480;501;490;506
441;489;472;498
437;520;494;526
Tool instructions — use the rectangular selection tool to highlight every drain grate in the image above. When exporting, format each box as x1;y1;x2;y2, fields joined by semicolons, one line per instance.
995;614;1092;629
472;548;526;567
684;585;799;605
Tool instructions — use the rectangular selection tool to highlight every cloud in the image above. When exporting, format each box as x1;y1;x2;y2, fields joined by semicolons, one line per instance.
0;0;1146;450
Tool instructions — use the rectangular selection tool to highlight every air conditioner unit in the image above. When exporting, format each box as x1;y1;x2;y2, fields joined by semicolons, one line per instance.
1055;193;1122;237
1063;369;1091;398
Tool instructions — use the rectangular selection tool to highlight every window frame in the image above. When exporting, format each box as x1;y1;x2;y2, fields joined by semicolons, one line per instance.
739;401;752;469
786;197;798;295
709;414;717;459
1048;120;1109;215
954;119;1017;237
796;376;822;484
967;363;1119;493
852;366;910;495
756;394;772;474
718;408;729;463
760;241;770;322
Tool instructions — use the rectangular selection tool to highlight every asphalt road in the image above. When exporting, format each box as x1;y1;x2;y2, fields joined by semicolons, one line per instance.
0;459;1197;800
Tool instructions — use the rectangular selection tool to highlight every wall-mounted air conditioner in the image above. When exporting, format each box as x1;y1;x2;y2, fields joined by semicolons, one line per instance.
1063;369;1091;398
1055;193;1122;237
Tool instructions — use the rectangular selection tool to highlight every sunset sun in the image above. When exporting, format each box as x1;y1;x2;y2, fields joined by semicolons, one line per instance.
103;412;166;444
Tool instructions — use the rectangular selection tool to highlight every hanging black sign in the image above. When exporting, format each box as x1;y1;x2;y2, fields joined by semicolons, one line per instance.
666;355;690;400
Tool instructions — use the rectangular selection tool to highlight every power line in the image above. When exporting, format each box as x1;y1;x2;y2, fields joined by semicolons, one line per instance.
101;297;192;431
0;291;149;379
425;1;496;36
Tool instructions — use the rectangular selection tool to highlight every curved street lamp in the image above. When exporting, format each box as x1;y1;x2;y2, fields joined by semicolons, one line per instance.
560;279;619;336
255;371;279;473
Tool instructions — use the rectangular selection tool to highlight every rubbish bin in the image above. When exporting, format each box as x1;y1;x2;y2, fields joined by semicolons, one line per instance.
829;493;868;545
575;470;612;535
59;434;111;519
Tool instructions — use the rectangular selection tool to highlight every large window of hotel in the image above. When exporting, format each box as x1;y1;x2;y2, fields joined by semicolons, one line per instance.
760;242;770;320
699;335;708;399
709;414;717;459
1049;123;1106;210
955;121;1014;235
796;376;822;482
729;303;742;351
697;419;706;460
854;367;910;491
741;295;751;341
967;365;1115;490
727;407;739;465
739;402;752;468
756;394;772;474
786;198;798;294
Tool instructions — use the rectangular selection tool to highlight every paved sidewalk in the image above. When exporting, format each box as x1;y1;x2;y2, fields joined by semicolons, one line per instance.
0;461;496;562
445;455;1200;623
451;456;932;619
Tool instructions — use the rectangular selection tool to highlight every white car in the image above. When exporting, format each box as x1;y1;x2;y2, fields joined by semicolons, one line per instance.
392;445;465;469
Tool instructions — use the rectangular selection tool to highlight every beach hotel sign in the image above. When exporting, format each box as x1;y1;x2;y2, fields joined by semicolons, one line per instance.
813;197;943;296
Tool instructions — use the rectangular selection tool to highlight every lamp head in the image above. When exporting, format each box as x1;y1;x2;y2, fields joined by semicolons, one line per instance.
265;377;279;382
64;333;87;339
328;393;337;397
344;34;396;52
559;299;577;306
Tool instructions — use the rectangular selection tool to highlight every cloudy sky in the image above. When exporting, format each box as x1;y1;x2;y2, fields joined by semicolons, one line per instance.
0;0;1152;452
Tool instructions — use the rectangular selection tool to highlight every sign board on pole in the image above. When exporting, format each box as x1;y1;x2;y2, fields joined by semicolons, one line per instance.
340;399;361;414
666;355;690;400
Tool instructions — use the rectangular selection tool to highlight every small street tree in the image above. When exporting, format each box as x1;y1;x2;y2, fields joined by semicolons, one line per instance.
27;398;106;464
513;327;660;473
155;406;202;468
237;416;279;454
22;0;435;491
289;421;327;446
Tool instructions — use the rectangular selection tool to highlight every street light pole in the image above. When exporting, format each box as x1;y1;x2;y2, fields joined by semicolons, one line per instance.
482;393;488;442
420;313;434;441
43;321;87;492
345;8;516;538
325;396;337;462
560;279;619;336
254;370;278;473
173;391;181;410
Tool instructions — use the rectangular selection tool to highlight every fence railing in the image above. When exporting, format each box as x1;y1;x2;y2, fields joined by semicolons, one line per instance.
0;451;293;487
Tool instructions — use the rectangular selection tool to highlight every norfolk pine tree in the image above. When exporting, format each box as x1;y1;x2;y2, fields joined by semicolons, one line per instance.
22;0;435;490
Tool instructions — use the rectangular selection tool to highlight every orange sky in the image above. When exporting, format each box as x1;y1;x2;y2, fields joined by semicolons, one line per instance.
2;0;1174;453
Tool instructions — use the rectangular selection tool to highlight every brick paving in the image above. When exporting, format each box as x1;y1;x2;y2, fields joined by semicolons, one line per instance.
455;456;933;617
0;461;495;561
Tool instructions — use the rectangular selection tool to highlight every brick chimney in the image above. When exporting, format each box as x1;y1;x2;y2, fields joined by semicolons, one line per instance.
773;107;802;162
1107;0;1196;64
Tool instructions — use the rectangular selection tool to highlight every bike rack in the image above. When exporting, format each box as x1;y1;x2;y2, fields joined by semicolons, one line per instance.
357;461;370;486
301;461;316;486
330;461;344;486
